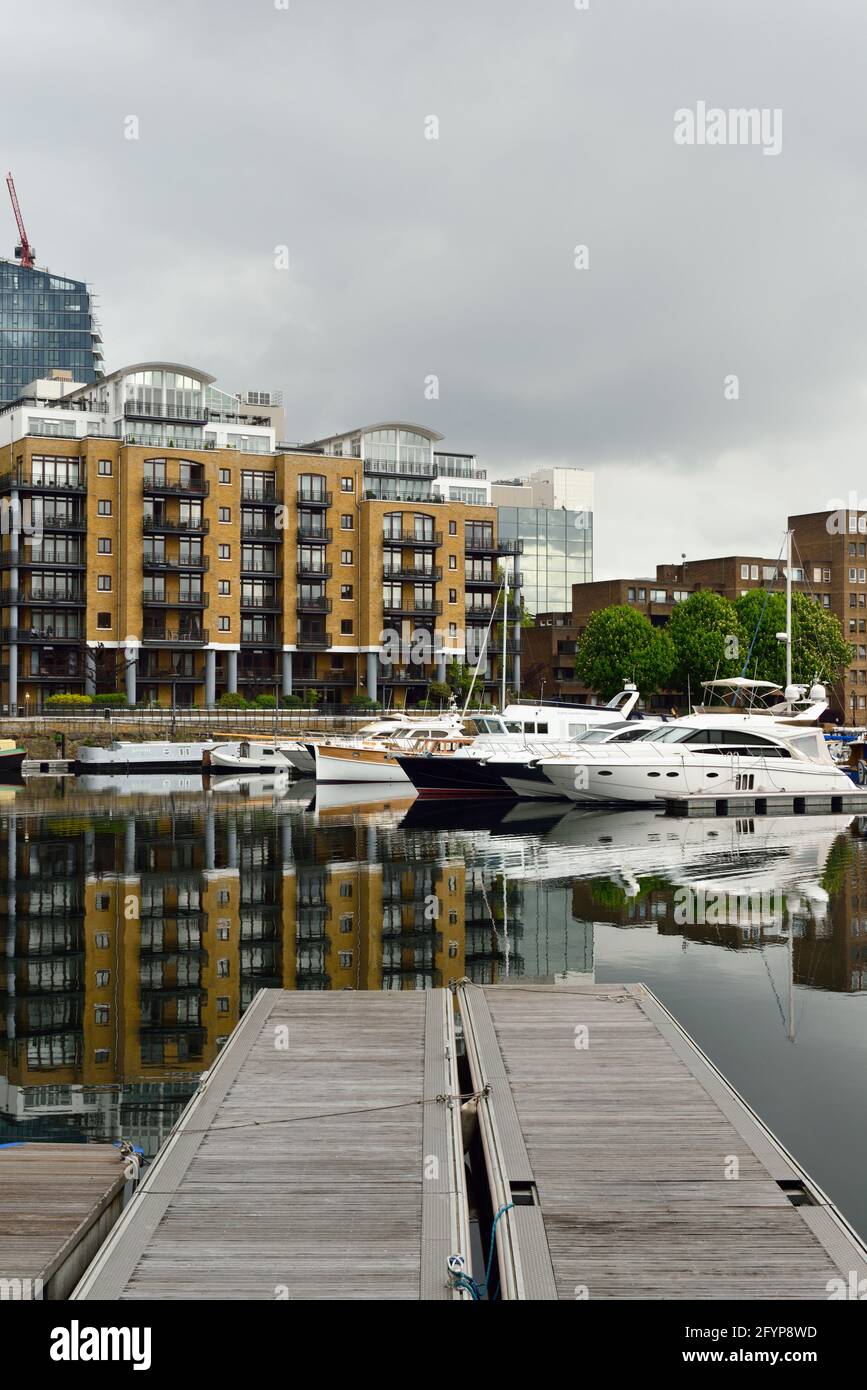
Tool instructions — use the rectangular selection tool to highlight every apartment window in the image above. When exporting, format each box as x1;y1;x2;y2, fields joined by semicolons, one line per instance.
217;959;230;978
449;520;457;535
339;882;353;898
449;588;457;603
637;587;646;600
338;952;353;969
219;468;231;484
763;567;777;581
218;580;231;595
449;623;457;638
95;893;110;910
95;933;110;949
94;1005;110;1025
94;1050;110;1064
823;568;831;581
341;549;353;564
217;926;230;941
97;612;111;629
627;587;636;601
341;584;353;599
449;555;457;570
341;477;354;492
340;619;353;634
217;997;230;1015
850;568;857;582
97;575;111;591
98;459;112;476
341;514;354;530
97;537;111;554
650;589;666;602
218;889;230;904
97;499;111;516
219;506;231;523
218;544;231;559
740;564;749;579
95;970;110;988
218;616;230;632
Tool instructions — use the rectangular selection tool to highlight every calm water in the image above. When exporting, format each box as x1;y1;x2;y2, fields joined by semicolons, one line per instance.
3;774;867;1240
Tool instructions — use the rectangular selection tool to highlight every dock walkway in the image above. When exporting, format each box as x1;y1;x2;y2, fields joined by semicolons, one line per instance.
0;1143;128;1299
73;985;867;1301
73;990;469;1300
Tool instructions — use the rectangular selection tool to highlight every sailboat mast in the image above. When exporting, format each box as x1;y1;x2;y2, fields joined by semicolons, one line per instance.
785;528;793;691
501;561;508;713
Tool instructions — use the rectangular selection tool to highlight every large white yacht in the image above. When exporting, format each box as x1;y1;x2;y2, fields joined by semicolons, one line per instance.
539;708;859;804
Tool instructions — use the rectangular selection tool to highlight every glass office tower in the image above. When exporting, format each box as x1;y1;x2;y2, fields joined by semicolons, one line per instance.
496;506;593;617
0;259;102;407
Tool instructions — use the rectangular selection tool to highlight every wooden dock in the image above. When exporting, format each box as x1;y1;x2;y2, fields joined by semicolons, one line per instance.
458;982;867;1299
71;985;867;1302
72;990;470;1300
0;1143;129;1299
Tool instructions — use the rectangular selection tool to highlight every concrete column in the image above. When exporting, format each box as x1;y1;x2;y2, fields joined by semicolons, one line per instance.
436;655;446;684
226;819;238;871
84;647;96;696
227;650;238;695
124;647;137;706
205;649;216;707
281;819;293;868
282;651;293;698
5;820;15;1040
204;808;215;873
366;651;378;701
7;646;17;712
124;819;136;877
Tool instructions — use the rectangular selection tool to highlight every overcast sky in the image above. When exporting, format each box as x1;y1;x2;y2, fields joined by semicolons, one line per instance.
4;0;866;577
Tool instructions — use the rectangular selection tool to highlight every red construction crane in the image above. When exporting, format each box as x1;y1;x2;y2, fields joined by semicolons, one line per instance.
5;172;35;268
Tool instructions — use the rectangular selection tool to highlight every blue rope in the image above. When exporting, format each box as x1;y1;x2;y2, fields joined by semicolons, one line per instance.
451;1201;515;1301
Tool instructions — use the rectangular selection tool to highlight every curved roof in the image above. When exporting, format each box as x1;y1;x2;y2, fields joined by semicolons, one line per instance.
303;421;445;447
62;361;216;402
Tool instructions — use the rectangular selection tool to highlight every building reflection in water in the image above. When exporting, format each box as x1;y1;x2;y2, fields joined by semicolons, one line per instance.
4;787;865;1154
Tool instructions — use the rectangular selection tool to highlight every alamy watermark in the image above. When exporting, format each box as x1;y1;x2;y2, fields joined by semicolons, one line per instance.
674;102;782;157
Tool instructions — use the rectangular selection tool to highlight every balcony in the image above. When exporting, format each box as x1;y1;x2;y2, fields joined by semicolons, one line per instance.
143;476;209;498
296;491;332;510
465;536;524;557
1;553;86;570
124;401;208;426
141;629;209;646
240;593;281;612
383;598;443;617
241;484;278;505
138;669;202;683
142;592;209;608
241;628;279;647
464;573;502;589
364;460;437;479
0;467;86;494
2;589;84;607
143;552;209;573
383;530;441;549
296;526;332;545
241;520;282;540
241;562;281;578
296;596;332;615
296;632;332;649
383;563;442;582
2;627;83;645
39;514;86;532
465;603;495;620
143;516;209;535
296;560;332;580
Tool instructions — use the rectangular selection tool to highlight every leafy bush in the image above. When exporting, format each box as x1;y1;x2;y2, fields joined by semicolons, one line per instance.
280;694;302;708
348;694;381;709
44;693;93;708
302;689;320;707
253;694;277;708
426;681;452;702
92;693;128;707
217;693;248;709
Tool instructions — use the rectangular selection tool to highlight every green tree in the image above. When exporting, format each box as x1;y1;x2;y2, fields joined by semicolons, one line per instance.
667;590;745;698
574;605;675;701
734;590;850;689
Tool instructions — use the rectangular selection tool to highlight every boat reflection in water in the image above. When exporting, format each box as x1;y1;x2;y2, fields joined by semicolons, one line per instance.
2;777;867;1170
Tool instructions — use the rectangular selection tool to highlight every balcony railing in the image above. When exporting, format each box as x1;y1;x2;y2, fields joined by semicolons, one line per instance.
240;563;281;578
143;476;209;497
141;629;209;646
124;401;208;424
241;520;282;539
39;514;86;531
296;596;332;614
383;529;442;548
142;593;209;608
143;552;209;572
240;593;281;610
297;491;332;509
1;554;86;570
383;599;443;616
241;484;278;504
296;526;332;544
383;563;442;581
465;536;524;556
2;627;83;644
296;632;332;649
296;560;332;580
143;516;209;535
16;590;85;606
0;468;86;493
240;630;280;647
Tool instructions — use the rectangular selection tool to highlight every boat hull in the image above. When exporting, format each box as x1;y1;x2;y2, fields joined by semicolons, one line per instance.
314;743;412;785
541;752;862;804
74;740;242;774
394;753;514;796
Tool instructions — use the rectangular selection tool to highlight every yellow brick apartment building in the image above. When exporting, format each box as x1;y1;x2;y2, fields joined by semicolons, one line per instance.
0;362;521;709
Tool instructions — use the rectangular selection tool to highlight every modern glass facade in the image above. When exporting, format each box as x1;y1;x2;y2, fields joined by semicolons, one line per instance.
0;260;101;408
497;506;593;616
